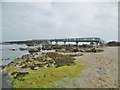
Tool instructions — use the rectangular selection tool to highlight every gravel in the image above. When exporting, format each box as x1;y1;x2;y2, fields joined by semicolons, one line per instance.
53;46;119;88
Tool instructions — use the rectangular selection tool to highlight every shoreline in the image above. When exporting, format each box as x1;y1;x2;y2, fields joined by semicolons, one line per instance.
1;51;84;88
1;46;119;88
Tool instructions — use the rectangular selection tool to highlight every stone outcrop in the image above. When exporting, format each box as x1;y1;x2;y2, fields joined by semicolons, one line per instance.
11;70;29;78
80;48;104;53
3;52;76;76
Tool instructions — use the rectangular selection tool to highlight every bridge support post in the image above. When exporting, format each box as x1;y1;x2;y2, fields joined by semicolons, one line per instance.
50;41;52;45
55;41;58;45
50;41;52;49
95;42;99;48
76;42;79;50
64;41;66;45
64;41;66;50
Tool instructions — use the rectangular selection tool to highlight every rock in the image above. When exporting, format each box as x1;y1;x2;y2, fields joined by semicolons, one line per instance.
15;70;29;78
28;48;39;53
30;66;36;70
33;61;40;65
76;52;83;56
85;48;93;52
21;64;28;68
91;48;96;52
19;48;27;51
11;72;17;76
94;48;104;53
33;62;47;68
49;60;55;63
1;72;13;89
11;71;18;78
16;61;22;65
9;48;17;51
46;57;52;61
80;49;85;52
49;63;55;67
43;64;50;68
33;67;39;70
83;48;104;53
7;58;10;60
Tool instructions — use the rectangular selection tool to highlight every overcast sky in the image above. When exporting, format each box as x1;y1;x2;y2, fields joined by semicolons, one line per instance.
2;2;118;42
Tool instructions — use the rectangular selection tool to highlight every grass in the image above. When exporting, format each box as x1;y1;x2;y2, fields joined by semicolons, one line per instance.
12;62;84;88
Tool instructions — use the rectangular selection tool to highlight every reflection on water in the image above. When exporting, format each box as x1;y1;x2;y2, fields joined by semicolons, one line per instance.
0;44;29;66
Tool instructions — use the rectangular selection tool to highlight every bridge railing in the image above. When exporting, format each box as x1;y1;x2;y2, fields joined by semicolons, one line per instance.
48;37;106;44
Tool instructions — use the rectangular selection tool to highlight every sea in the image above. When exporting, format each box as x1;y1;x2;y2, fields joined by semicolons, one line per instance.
0;44;29;66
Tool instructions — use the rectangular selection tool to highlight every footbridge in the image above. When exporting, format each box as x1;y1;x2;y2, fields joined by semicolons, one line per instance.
3;37;106;47
48;37;106;46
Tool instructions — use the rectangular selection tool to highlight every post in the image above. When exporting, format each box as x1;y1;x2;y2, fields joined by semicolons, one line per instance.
95;42;99;48
55;41;58;45
39;44;42;56
40;44;42;52
50;41;52;49
64;41;66;50
50;41;52;45
76;42;79;50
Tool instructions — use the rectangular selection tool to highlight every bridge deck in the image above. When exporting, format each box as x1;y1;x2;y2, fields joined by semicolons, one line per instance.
48;37;105;44
3;37;106;45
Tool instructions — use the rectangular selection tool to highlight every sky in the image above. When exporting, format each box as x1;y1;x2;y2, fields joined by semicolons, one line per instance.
1;1;118;42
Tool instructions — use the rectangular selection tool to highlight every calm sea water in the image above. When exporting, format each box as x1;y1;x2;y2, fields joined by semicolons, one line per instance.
0;44;29;66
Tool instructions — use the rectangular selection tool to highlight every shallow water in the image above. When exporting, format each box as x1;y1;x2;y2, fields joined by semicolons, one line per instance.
0;44;29;66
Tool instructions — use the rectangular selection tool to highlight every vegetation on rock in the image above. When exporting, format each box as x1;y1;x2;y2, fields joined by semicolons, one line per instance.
2;52;84;88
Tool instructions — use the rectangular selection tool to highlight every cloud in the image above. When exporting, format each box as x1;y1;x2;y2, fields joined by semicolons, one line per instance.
2;2;118;42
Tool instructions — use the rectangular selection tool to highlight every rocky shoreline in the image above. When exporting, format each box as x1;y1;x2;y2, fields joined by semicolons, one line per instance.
2;47;103;71
2;52;83;79
2;49;108;88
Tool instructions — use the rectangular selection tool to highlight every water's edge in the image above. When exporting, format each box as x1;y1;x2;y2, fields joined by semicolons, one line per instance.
0;44;29;66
